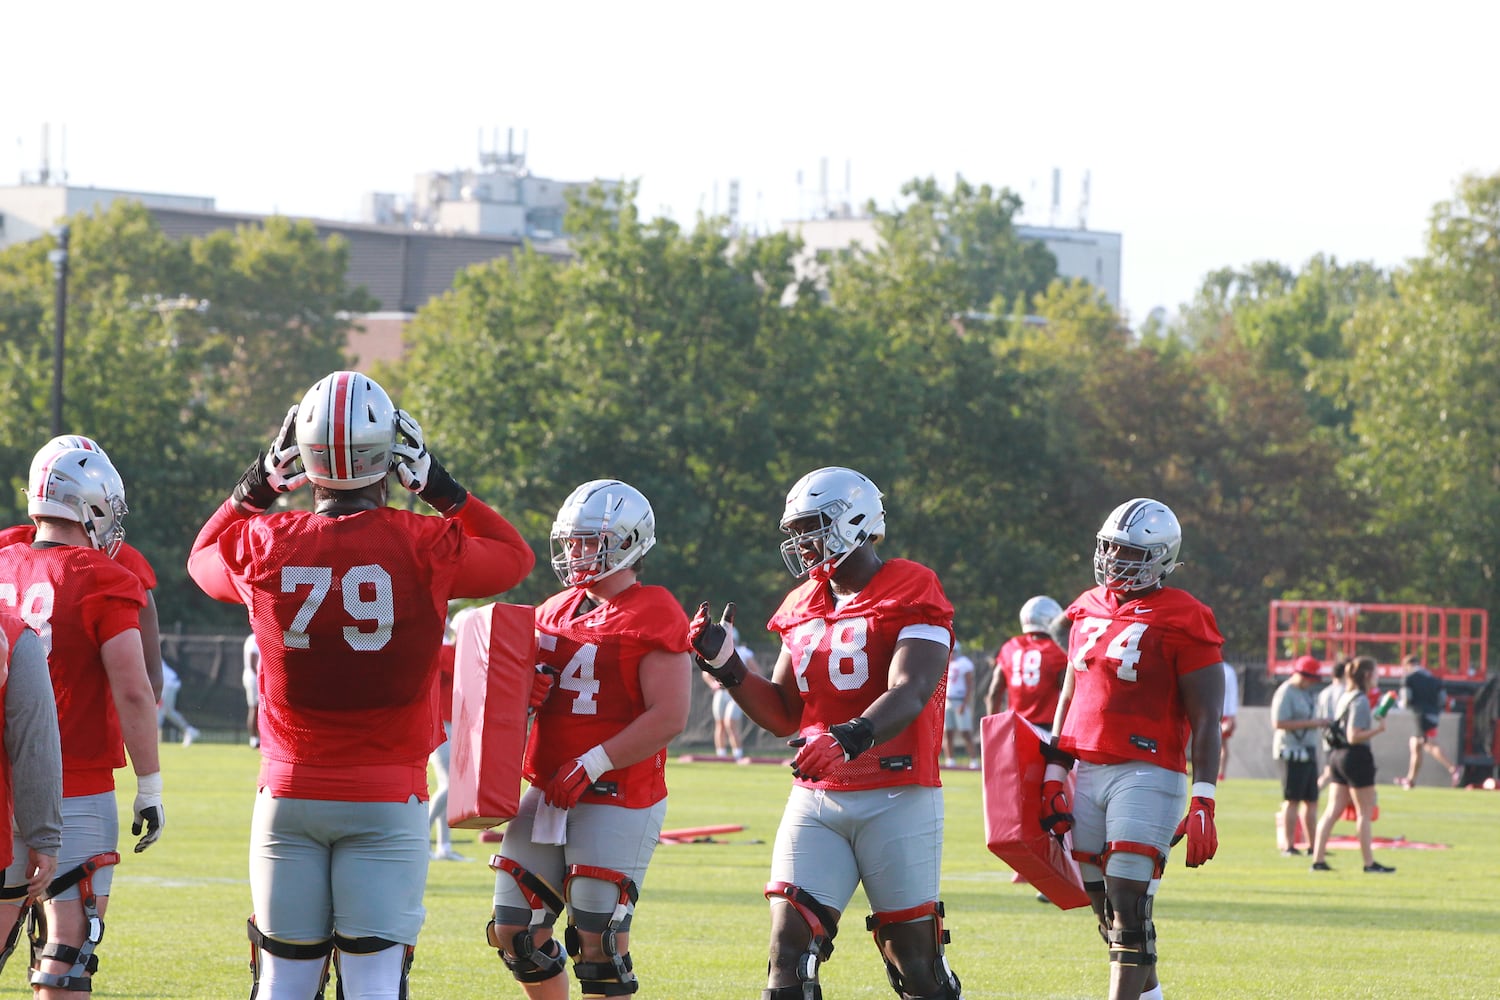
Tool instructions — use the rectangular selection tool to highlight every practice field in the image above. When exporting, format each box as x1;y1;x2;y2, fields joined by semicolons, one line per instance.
81;746;1500;998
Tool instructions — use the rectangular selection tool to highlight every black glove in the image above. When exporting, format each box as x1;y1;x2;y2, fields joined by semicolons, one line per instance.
788;717;876;780
232;451;279;513
689;602;748;687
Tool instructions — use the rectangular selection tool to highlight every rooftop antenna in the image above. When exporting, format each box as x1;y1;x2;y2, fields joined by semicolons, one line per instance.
60;124;67;183
1078;169;1090;230
819;157;829;218
1050;167;1061;227
39;123;50;185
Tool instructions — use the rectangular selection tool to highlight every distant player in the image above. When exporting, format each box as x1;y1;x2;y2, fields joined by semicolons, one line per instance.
1048;498;1224;1000
987;595;1068;730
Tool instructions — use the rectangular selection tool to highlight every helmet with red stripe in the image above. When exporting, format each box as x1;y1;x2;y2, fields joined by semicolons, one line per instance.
27;446;129;556
295;371;397;489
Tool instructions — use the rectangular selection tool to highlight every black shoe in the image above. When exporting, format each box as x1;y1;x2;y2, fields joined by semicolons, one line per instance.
1310;860;1332;871
1281;847;1303;857
1364;861;1396;873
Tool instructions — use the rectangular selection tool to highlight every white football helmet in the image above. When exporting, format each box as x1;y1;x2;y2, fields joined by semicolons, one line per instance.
28;435;112;499
778;466;886;578
1019;595;1063;634
295;371;397;489
1093;498;1182;594
550;479;657;588
27;446;128;556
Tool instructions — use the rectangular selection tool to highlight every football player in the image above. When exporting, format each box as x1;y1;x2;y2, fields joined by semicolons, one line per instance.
0;446;162;994
188;371;534;1000
691;466;963;1000
986;595;1068;729
488;479;692;999
0;435;165;701
1048;498;1224;1000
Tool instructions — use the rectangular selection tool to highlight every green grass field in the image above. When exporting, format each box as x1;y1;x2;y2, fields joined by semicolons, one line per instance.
82;744;1500;998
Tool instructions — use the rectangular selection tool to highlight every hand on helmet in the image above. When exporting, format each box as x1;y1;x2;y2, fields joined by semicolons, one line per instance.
689;602;748;687
264;405;307;494
392;409;433;492
392;408;467;515
788;717;876;781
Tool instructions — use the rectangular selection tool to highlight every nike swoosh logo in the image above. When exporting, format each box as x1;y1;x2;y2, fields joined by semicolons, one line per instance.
1135;607;1153;613
1135;770;1150;776
888;791;903;799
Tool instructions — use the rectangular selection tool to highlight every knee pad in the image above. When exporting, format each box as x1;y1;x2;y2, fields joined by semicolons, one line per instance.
488;856;567;981
28;852;120;993
248;917;333;1000
866;902;962;1000
495;931;566;984
331;935;414;1000
765;881;838;988
563;865;640;996
1105;894;1156;968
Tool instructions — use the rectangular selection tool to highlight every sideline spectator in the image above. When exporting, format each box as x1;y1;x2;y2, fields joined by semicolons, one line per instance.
701;627;757;761
943;641;978;768
1395;654;1460;788
1271;656;1323;855
242;633;261;749
157;661;201;747
1218;662;1239;779
1310;657;1394;873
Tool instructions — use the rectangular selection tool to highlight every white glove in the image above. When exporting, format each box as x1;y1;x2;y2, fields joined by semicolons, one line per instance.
391;408;433;493
263;405;307;494
132;771;165;853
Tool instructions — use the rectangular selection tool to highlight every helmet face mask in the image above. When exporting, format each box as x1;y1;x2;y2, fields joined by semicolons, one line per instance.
549;480;657;588
27;447;128;557
1093;498;1182;594
296;371;397;490
778;467;885;579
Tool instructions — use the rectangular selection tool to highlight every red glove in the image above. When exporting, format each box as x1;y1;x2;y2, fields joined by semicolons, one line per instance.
542;745;614;809
529;665;557;712
1040;779;1073;836
788;718;875;781
1171;795;1218;867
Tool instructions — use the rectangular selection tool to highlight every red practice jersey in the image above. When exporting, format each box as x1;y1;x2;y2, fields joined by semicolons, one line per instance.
527;583;691;809
0;544;145;795
190;504;525;802
0;525;156;591
1059;585;1224;772
768;558;953;791
995;632;1068;729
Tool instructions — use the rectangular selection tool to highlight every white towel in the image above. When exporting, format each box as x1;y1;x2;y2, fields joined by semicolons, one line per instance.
532;801;568;845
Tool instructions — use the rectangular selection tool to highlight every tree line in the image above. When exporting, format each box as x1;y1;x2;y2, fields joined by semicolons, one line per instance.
1;173;1497;665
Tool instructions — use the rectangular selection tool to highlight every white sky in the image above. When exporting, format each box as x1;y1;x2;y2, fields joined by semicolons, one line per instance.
4;1;1497;321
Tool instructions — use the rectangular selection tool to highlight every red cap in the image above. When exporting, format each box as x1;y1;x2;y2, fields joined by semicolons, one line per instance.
1293;655;1322;678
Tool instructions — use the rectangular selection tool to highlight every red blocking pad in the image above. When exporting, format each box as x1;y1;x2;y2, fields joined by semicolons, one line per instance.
449;603;535;829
